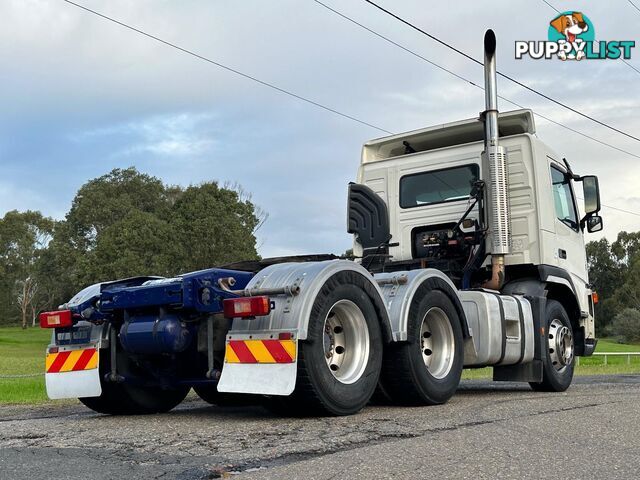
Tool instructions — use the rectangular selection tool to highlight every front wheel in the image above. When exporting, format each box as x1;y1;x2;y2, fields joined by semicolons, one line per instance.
380;289;464;405
529;299;575;392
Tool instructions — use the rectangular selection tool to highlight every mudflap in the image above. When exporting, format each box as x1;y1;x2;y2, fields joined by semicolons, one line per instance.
45;346;102;399
217;334;297;396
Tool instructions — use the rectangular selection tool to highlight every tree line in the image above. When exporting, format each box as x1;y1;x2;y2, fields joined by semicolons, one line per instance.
587;232;640;343
0;168;263;327
1;166;638;341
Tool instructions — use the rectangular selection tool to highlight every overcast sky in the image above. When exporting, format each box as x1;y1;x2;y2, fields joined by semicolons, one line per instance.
1;0;639;257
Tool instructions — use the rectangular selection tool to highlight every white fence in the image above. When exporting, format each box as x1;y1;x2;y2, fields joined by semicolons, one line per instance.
576;352;640;366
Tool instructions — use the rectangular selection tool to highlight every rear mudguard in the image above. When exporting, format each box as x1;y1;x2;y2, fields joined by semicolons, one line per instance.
373;269;471;342
224;260;390;341
218;260;390;395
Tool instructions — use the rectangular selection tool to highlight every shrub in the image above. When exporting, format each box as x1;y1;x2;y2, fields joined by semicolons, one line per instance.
610;308;640;344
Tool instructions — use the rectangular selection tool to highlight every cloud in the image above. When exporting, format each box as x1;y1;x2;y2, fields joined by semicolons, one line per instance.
0;0;639;258
71;112;217;158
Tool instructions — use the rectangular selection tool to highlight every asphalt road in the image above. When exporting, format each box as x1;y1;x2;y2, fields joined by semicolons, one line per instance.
1;375;639;480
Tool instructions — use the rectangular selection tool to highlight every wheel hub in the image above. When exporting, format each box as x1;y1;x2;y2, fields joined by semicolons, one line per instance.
323;300;369;384
548;318;573;371
419;307;454;379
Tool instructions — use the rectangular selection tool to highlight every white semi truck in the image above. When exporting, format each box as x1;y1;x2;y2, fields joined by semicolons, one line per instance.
40;30;601;416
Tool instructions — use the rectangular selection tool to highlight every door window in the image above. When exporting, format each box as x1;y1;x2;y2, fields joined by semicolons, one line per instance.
550;165;578;231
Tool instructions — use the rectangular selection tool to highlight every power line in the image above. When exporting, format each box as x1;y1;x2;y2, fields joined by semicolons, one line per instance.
59;0;640;217
541;0;559;12
542;0;640;217
601;203;640;217
312;1;640;160
530;109;640;160
577;197;640;218
623;60;640;75
362;0;640;143
313;1;640;218
60;0;393;136
542;0;640;76
311;1;483;90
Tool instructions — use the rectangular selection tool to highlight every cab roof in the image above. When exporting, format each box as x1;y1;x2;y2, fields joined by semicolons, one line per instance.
362;109;535;163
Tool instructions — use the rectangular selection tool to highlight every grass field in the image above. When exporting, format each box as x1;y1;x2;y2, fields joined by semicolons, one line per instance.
1;326;639;404
0;326;53;404
461;337;640;379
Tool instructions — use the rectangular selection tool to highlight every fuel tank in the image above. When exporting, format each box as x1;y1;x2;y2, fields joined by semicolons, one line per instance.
119;315;191;355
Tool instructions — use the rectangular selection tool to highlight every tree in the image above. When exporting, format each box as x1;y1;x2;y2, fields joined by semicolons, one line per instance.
65;167;169;251
0;168;265;323
90;210;177;281
586;238;623;330
611;231;640;268
45;168;263;298
170;182;261;271
0;210;55;326
15;276;37;329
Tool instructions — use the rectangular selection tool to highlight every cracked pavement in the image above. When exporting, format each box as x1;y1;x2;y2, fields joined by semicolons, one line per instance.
1;375;639;479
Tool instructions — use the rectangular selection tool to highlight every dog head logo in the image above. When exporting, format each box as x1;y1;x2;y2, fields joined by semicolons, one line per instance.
550;12;589;43
548;11;595;60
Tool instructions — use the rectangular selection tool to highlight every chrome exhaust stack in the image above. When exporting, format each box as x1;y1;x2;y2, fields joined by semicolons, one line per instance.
482;30;510;290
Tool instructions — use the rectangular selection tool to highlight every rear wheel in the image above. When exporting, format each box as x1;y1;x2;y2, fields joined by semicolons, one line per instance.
79;380;133;415
530;299;575;392
119;383;190;414
380;289;463;405
79;348;189;415
276;273;383;416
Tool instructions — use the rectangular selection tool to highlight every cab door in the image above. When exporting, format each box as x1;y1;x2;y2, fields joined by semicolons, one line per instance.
549;163;588;285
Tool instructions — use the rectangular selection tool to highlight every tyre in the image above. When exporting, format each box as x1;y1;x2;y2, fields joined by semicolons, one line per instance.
79;350;138;415
529;299;575;392
79;347;189;415
79;380;134;415
380;289;464;405
278;272;383;416
119;383;190;414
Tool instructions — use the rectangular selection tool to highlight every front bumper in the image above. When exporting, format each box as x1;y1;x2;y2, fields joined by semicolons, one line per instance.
582;338;598;357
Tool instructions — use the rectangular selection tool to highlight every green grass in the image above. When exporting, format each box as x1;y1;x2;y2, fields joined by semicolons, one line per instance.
594;338;640;353
577;337;640;371
462;367;493;380
1;327;640;404
462;337;640;380
0;326;52;404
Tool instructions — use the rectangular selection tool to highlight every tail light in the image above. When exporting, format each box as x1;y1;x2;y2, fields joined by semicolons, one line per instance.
40;310;73;329
223;296;271;319
592;292;599;304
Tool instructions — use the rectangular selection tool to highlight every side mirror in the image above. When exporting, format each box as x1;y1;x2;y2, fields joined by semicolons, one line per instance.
582;175;601;215
587;215;603;233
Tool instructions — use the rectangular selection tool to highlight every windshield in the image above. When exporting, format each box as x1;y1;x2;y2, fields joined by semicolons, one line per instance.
400;164;479;208
65;283;102;308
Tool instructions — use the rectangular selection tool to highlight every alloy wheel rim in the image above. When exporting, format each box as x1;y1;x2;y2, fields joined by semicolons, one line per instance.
419;307;455;379
548;318;573;372
323;300;370;384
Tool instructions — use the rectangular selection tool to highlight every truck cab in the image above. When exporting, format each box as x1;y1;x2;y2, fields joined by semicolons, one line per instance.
352;108;600;357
